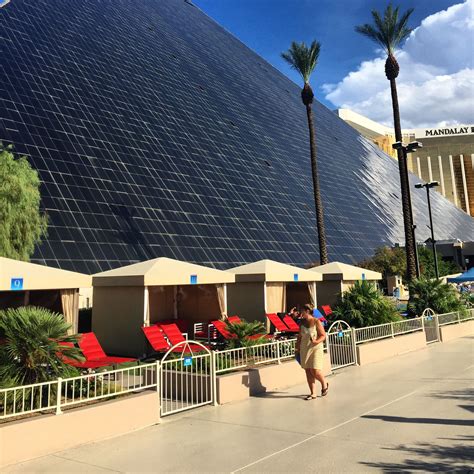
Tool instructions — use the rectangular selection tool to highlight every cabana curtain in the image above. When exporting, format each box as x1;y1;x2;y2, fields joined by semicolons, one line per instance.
216;284;226;319
60;289;79;334
265;283;286;313
307;282;316;307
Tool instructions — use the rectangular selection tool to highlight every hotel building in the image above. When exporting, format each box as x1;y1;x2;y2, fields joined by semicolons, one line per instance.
337;109;474;216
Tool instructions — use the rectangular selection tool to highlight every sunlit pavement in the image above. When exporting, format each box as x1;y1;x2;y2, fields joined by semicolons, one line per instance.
6;336;474;473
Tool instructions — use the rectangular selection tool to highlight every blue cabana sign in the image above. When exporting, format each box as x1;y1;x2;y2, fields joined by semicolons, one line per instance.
190;275;197;284
293;273;299;282
10;278;24;291
184;357;193;366
338;331;344;338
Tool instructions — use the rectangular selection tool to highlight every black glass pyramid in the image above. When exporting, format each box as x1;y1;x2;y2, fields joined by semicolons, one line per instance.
1;0;473;274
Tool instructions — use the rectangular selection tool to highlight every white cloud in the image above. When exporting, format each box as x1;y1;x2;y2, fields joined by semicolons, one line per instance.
323;0;474;128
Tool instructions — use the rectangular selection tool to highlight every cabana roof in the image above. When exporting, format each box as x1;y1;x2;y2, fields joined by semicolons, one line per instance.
93;257;235;287
309;261;382;281
0;257;91;291
228;259;322;283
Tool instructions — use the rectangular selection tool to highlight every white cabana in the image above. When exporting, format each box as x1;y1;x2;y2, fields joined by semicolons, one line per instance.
226;260;322;324
92;258;235;357
0;257;91;333
309;261;382;306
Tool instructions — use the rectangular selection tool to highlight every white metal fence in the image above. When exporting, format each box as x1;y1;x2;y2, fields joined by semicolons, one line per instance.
0;362;159;420
215;338;297;374
354;317;424;344
438;309;474;326
2;308;473;422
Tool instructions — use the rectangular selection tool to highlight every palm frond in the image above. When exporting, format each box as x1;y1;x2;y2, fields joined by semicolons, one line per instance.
356;3;414;55
281;40;321;84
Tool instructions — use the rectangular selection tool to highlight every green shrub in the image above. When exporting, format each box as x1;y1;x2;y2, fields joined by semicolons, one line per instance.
408;278;467;316
224;320;267;349
332;280;400;328
0;306;83;387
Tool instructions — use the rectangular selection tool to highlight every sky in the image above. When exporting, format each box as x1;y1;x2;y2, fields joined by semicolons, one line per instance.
193;0;474;129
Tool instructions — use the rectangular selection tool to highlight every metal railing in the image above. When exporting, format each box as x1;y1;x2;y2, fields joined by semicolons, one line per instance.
0;362;159;420
215;338;297;374
438;309;474;326
355;317;423;344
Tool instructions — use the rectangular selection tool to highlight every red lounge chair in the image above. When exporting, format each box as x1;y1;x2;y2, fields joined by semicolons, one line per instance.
282;315;300;332
142;325;185;353
78;332;136;365
266;313;297;334
58;341;111;369
158;323;208;352
211;319;272;342
227;315;241;324
321;305;333;317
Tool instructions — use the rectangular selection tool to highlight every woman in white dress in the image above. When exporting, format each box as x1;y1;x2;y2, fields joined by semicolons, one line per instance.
295;305;329;400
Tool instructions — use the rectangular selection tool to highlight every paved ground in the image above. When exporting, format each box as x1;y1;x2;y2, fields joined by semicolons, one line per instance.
6;336;474;473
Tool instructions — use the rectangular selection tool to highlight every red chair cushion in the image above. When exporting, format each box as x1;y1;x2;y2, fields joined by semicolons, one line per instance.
321;305;333;316
78;333;107;360
266;313;289;332
283;315;300;332
159;323;186;345
142;325;171;352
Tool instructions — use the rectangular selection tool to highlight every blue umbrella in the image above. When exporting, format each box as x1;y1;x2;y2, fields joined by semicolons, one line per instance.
447;267;474;283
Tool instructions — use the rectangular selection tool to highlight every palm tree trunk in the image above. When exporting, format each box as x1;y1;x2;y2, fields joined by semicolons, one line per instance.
305;104;329;265
389;78;416;281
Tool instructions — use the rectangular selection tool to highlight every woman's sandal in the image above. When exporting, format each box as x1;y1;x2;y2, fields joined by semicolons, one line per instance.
305;395;317;400
321;383;329;397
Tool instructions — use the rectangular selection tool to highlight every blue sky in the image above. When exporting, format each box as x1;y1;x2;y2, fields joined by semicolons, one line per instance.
193;0;473;128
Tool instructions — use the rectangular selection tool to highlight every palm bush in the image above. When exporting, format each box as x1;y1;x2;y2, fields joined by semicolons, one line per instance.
333;280;400;328
0;306;83;387
225;320;267;349
408;278;467;316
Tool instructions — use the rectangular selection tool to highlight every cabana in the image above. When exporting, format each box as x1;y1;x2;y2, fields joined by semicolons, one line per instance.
309;261;382;306
447;267;474;283
92;258;235;357
226;260;322;325
0;257;91;334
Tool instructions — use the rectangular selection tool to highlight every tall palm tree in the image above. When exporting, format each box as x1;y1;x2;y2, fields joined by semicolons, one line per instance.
281;41;328;265
356;4;417;281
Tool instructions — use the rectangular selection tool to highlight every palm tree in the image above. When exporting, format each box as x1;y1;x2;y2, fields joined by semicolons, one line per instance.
356;4;416;281
281;41;328;265
0;306;83;387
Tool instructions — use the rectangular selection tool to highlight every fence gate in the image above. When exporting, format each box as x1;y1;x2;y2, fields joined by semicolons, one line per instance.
327;320;357;370
160;341;214;417
422;308;439;344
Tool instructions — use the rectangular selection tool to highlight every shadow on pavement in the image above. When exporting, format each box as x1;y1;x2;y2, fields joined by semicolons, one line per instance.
362;414;474;427
360;436;474;473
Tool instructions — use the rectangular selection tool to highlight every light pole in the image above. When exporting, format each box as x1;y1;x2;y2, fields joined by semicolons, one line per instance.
415;181;440;280
392;140;423;279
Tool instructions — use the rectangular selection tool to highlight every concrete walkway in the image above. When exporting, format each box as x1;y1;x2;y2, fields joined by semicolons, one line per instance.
6;336;474;473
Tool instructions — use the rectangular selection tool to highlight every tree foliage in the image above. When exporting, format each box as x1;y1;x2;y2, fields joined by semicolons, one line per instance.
0;307;82;387
281;41;320;84
408;278;467;316
0;143;47;261
355;3;414;55
333;280;400;328
360;246;459;284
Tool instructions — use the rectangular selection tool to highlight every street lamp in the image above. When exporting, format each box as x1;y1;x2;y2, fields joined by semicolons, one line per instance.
415;181;440;279
392;140;423;278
